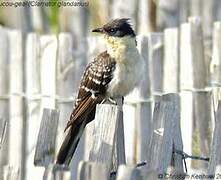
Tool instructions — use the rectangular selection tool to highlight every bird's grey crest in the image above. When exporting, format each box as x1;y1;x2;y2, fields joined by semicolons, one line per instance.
92;18;136;37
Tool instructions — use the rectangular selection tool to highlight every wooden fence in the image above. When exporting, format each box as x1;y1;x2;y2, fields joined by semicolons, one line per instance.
1;16;221;179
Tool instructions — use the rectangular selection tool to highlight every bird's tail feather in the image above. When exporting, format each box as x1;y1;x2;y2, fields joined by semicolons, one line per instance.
56;122;85;165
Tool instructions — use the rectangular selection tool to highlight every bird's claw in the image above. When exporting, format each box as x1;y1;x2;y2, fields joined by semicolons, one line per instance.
101;97;117;105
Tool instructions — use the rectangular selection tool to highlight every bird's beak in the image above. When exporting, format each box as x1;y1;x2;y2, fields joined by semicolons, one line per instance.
92;27;104;33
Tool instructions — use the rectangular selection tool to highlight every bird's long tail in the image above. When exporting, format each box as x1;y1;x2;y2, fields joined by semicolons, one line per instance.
56;122;86;165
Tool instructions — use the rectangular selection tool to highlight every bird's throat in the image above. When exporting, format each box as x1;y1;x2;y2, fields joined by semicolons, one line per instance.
103;35;137;61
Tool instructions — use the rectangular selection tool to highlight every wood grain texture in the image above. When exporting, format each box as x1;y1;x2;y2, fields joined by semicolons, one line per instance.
3;166;20;180
43;164;70;180
208;101;221;175
77;161;108;180
136;35;152;163
89;104;121;173
0;118;7;149
25;33;44;180
180;20;194;169
116;165;142;180
34;108;60;167
8;29;24;180
189;17;210;169
147;33;164;95
40;35;57;110
211;22;221;85
148;94;184;174
0;26;9;180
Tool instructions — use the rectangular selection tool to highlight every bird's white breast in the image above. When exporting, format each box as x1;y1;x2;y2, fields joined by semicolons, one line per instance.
104;35;144;98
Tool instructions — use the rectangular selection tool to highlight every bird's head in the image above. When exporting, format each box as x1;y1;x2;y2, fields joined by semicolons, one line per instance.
92;18;135;38
92;18;137;54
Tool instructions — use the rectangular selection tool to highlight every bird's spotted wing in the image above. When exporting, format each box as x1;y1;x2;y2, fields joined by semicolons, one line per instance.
65;51;116;131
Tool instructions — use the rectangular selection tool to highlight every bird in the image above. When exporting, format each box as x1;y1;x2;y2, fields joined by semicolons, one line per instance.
56;18;144;165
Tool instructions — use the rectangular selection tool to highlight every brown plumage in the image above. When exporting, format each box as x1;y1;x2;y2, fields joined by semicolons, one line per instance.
56;51;116;165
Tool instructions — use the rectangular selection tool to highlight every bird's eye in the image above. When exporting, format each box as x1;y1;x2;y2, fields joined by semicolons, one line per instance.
110;28;116;32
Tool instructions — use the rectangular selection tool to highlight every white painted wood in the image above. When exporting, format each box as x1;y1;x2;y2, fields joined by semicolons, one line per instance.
163;28;179;93
25;33;44;180
8;29;24;180
34;108;59;167
0;26;9;180
77;161;108;180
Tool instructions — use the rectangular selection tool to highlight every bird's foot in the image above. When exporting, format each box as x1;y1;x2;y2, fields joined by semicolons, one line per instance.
101;97;117;105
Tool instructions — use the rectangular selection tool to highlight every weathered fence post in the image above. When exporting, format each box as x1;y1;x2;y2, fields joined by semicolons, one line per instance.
0;26;9;180
43;164;70;180
138;0;156;33
116;165;142;180
156;0;179;30
0;118;7;150
77;161;108;180
180;20;194;170
163;28;179;93
136;35;152;163
89;101;125;174
56;33;82;179
208;101;221;175
189;17;211;169
8;29;24;180
210;22;221;123
147;93;184;175
211;22;221;86
40;35;57;110
3;165;20;180
34;108;60;179
147;33;164;95
25;33;43;180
